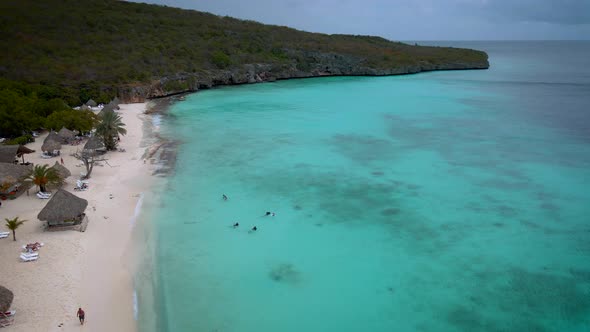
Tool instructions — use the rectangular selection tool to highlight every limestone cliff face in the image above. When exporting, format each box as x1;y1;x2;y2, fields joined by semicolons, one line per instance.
118;50;489;102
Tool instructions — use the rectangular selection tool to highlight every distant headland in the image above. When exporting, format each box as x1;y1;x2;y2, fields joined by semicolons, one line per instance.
0;0;489;104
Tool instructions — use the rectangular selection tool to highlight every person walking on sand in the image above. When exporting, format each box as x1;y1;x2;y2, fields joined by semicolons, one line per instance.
77;307;85;325
60;157;64;165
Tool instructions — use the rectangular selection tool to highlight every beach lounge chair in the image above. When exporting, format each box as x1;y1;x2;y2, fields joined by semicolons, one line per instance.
0;231;9;239
20;254;38;262
21;251;39;258
36;192;51;199
1;311;15;318
0;310;15;327
75;180;89;191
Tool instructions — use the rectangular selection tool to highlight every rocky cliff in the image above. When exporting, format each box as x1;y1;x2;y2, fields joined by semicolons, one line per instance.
119;50;489;102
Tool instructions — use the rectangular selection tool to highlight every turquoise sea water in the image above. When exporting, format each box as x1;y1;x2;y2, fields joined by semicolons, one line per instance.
138;41;590;332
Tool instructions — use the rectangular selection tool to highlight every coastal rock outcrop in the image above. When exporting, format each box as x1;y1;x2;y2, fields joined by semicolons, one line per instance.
117;49;489;102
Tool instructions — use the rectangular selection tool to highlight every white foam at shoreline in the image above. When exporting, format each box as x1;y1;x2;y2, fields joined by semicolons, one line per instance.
131;192;145;229
152;114;162;129
133;290;139;321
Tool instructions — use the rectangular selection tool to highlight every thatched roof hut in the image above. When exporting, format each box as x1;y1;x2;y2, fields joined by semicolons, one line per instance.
84;136;104;150
42;132;62;152
0;285;14;313
37;189;88;226
0;163;32;184
41;139;61;152
98;104;115;117
58;127;75;143
0;145;18;164
51;161;71;179
80;104;91;111
112;97;121;109
86;99;97;107
83;136;105;156
45;131;60;142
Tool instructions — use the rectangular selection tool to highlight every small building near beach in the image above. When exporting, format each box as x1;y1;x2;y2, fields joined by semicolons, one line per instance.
0;163;33;199
37;189;89;231
0;145;18;164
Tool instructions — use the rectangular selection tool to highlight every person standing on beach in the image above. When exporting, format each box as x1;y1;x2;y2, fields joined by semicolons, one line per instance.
60;157;64;165
77;307;85;325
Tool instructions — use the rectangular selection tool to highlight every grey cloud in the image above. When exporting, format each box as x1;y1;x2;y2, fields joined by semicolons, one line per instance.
459;0;590;25
129;0;590;39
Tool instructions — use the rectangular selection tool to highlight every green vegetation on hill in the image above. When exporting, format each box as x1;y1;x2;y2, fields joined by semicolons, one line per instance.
0;0;488;105
0;79;96;138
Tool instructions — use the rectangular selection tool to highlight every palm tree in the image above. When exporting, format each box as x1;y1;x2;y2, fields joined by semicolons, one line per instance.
5;217;27;241
25;164;62;193
95;110;127;150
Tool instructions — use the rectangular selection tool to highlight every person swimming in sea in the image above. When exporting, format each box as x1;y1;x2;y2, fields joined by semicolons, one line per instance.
233;222;239;228
251;226;257;231
222;194;228;201
265;212;276;216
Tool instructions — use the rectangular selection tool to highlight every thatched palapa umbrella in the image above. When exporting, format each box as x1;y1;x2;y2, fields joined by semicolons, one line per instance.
37;189;88;226
0;285;14;313
58;127;75;144
51;161;71;179
41;139;61;153
17;145;35;163
97;103;115;117
112;97;121;110
42;132;62;153
83;135;105;156
0;145;18;164
45;131;61;143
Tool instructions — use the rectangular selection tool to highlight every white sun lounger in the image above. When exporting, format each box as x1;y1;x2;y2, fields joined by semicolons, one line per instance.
1;310;15;318
0;234;8;239
0;310;15;327
20;254;38;262
36;192;51;199
21;251;39;258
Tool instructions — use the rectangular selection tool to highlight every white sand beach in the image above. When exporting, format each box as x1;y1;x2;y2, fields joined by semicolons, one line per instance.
0;103;156;331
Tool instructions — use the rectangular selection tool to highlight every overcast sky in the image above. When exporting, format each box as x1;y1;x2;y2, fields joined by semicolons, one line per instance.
129;0;590;40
